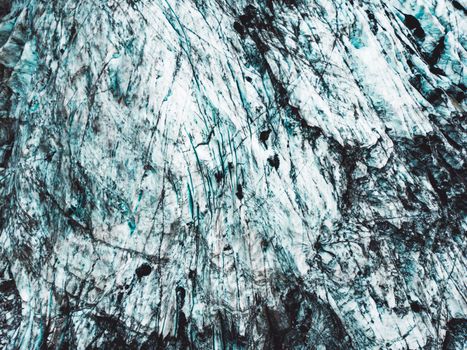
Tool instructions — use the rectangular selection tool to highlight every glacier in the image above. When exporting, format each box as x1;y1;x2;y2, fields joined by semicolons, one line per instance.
0;0;465;348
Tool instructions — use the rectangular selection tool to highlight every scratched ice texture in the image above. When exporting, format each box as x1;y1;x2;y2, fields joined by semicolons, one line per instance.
0;0;465;349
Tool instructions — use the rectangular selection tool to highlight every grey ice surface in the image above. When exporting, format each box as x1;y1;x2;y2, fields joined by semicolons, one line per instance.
0;0;466;348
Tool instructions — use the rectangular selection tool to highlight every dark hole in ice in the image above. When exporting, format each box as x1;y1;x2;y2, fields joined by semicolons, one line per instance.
69;24;76;39
59;297;70;314
267;154;280;170
447;318;467;329
143;163;155;171
403;14;420;30
409;75;423;93
176;286;186;307
404;14;425;39
0;119;14;146
429;65;446;76
236;184;244;200
413;27;426;39
245;76;252;82
283;0;297;6
443;318;467;349
239;5;257;28
284;287;301;325
427;171;448;205
135;263;152;278
223;244;232;251
448;85;465;103
233;21;245;36
72;178;85;196
117;292;123;304
314;241;322;251
273;81;290;107
369;239;379;252
177;311;188;344
0;280;15;293
214;171;224;183
410;301;423;312
451;0;467;13
426;88;444;106
289;105;300;118
366;10;378;34
427;35;445;66
259;129;271;145
44;152;54;162
0;0;11;18
409;234;425;247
